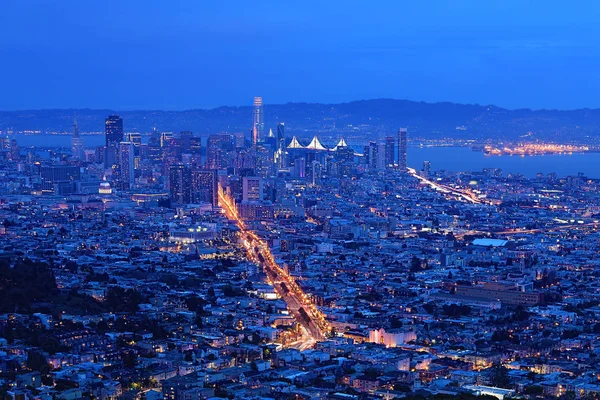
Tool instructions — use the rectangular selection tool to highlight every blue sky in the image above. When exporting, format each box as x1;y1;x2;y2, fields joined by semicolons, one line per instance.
1;1;599;110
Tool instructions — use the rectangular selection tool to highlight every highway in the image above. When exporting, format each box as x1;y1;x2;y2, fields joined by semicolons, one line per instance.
407;167;484;204
454;222;598;239
494;222;599;236
218;186;331;344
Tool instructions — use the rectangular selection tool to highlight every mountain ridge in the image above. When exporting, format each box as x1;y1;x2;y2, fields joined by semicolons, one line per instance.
1;98;599;141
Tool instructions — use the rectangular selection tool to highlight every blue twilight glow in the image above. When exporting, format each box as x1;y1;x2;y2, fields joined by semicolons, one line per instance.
1;0;600;110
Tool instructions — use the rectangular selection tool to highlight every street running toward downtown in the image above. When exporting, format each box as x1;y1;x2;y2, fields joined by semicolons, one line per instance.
218;185;331;350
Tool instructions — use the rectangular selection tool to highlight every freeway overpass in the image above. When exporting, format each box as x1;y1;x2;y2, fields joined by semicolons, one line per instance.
408;167;485;204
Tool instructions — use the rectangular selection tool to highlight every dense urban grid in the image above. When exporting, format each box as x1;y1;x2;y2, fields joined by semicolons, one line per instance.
0;97;600;400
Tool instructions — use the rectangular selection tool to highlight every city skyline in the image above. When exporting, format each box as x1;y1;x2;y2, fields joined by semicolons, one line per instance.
2;3;600;400
1;97;599;399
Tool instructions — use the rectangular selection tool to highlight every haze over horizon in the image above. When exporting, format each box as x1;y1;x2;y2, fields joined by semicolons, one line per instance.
7;96;600;113
2;1;600;111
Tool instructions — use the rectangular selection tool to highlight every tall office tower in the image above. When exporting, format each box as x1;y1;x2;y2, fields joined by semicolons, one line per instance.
118;142;135;190
206;134;234;169
255;145;274;178
422;160;431;179
104;145;118;170
337;147;354;162
160;132;174;148
147;129;162;162
189;136;201;153
7;139;17;161
252;126;258;147
311;161;323;186
275;148;287;170
276;122;285;145
94;146;105;164
71;113;84;160
206;136;221;169
189;136;202;167
376;143;386;170
105;115;124;147
264;128;276;149
163;137;184;161
180;131;193;150
398;128;407;171
0;137;11;151
125;132;142;168
125;132;142;148
384;136;395;168
292;157;306;178
275;122;287;168
233;132;246;149
366;141;378;170
242;176;263;201
234;148;256;171
252;96;264;145
169;164;192;204
192;169;218;206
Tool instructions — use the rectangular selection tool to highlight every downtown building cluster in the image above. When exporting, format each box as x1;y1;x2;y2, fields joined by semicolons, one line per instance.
0;98;599;400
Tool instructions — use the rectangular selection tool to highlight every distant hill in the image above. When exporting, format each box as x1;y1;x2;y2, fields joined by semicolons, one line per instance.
1;99;599;141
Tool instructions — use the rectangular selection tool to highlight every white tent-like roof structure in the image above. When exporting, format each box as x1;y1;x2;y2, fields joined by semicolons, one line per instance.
306;135;327;151
332;137;349;151
287;136;305;149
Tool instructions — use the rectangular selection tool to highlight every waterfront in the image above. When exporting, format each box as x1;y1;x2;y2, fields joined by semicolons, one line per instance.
407;146;600;179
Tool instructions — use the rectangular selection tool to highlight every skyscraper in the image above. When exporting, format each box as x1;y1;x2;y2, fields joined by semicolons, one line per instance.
169;164;192;204
275;122;286;168
255;145;274;178
125;132;142;169
266;128;276;148
104;145;118;170
192;169;218;206
312;160;323;186
160;132;174;148
147;129;162;162
189;136;202;168
71;112;84;160
125;132;142;148
179;131;193;150
334;142;354;163
233;132;246;149
276;122;285;147
118;141;135;190
376;143;386;170
105;115;124;147
366;141;379;170
384;136;395;168
206;134;233;170
252;97;264;145
292;157;306;178
422;160;431;179
398;128;407;171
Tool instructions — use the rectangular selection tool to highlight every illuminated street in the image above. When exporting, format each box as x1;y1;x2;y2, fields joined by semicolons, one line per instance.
218;186;331;343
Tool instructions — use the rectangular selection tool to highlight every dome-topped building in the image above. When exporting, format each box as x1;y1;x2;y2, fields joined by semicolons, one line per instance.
99;178;112;195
